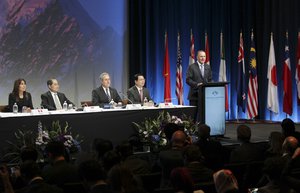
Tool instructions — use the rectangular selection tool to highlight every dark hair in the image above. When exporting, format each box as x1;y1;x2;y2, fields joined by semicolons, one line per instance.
45;141;65;158
281;118;296;137
237;125;251;142
116;141;133;160
20;146;38;162
20;161;41;180
47;79;54;86
170;167;194;193
12;78;27;99
92;138;113;159
102;150;121;172
78;160;107;182
198;124;211;140
134;73;144;81
184;145;203;163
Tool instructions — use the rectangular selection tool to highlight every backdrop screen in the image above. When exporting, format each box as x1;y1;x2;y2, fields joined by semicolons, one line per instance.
0;0;128;108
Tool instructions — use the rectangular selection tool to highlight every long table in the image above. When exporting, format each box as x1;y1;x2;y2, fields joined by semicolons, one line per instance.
0;106;196;155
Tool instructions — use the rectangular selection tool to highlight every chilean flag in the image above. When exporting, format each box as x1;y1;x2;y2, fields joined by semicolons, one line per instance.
282;32;293;115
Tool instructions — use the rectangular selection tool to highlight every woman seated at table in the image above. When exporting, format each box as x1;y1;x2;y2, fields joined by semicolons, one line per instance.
8;78;34;112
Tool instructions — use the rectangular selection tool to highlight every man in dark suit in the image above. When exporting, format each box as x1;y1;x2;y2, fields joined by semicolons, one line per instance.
41;79;74;110
127;73;153;104
92;72;122;107
186;50;212;121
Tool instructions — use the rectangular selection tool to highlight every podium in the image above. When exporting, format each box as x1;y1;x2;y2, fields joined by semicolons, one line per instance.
198;82;229;136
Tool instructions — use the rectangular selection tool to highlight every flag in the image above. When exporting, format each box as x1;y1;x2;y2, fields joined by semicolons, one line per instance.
247;31;258;119
237;32;247;112
267;33;279;113
176;33;184;105
296;32;300;105
189;29;195;65
205;32;210;64
282;32;293;115
219;32;229;112
163;32;171;102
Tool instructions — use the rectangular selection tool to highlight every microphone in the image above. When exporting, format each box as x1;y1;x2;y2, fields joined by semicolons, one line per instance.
118;92;134;105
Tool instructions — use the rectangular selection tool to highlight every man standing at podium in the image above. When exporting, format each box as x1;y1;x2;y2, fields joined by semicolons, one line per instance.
186;50;212;121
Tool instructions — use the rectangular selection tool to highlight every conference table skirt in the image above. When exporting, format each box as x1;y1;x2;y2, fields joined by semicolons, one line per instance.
0;106;196;156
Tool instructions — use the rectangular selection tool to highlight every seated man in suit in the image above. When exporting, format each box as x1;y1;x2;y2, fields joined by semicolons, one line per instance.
41;79;74;110
127;73;153;104
92;72;122;107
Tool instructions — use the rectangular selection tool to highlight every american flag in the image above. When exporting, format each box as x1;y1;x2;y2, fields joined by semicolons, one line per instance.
247;31;258;119
176;32;183;105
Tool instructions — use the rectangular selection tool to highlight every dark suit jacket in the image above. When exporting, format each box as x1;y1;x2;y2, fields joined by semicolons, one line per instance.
229;142;265;163
15;178;63;193
41;91;74;110
127;86;152;104
92;86;121;107
8;92;34;112
185;162;213;183
186;62;212;101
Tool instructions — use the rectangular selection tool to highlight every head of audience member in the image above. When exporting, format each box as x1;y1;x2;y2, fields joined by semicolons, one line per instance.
134;73;146;89
170;167;194;193
47;79;60;93
20;160;42;183
116;141;134;160
213;169;239;193
164;123;182;142
45;141;66;163
108;165;141;193
281;118;296;137
92;138;113;160
197;50;206;64
198;124;211;141
78;160;107;188
171;130;188;149
102;150;121;172
282;136;298;157
12;78;27;97
20;146;38;162
237;125;251;143
99;72;111;88
183;145;203;164
267;131;285;156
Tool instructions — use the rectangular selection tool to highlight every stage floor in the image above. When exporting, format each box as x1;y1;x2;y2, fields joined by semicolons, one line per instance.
219;120;300;145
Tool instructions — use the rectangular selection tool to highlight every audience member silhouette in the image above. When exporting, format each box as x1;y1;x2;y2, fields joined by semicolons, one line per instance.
230;125;264;163
78;160;113;193
16;161;63;193
264;132;284;159
117;141;150;175
170;167;204;193
196;124;224;170
42;141;79;186
183;145;213;184
281;118;300;142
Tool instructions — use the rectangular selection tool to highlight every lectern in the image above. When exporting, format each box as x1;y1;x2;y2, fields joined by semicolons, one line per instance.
198;82;229;136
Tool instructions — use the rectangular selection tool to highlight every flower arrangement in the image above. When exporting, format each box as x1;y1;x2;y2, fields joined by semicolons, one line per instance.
132;111;198;148
4;120;82;163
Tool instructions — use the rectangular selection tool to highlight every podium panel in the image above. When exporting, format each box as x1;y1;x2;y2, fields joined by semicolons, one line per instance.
198;82;228;136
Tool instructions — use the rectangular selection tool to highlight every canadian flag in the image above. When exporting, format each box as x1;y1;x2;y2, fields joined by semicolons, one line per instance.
267;33;279;114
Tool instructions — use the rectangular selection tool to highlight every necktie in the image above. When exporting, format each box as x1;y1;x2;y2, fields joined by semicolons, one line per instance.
201;64;205;77
106;88;111;101
54;93;62;110
139;89;143;102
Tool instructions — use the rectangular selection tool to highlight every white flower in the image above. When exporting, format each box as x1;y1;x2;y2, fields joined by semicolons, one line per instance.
161;138;167;146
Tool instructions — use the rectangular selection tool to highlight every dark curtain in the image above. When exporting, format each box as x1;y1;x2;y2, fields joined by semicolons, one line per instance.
128;0;300;121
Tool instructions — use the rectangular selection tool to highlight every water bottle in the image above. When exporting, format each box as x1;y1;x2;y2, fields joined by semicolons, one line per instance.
143;97;148;104
13;103;18;113
63;101;68;110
